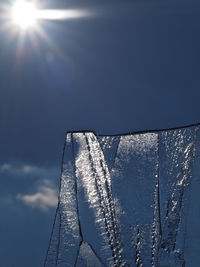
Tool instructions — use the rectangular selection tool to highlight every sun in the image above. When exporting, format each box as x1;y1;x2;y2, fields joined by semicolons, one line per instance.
0;0;90;64
12;0;38;29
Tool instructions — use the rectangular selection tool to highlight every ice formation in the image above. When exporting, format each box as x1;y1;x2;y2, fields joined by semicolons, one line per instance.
44;125;200;266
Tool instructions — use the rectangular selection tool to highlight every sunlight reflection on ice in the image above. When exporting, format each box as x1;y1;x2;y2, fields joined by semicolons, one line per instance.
45;126;200;266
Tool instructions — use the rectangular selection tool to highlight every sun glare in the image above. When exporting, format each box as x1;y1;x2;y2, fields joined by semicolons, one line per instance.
12;0;37;29
0;0;91;64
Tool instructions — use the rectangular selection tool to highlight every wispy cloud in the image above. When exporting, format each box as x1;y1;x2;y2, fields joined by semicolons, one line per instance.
0;162;58;178
0;163;12;171
17;179;58;211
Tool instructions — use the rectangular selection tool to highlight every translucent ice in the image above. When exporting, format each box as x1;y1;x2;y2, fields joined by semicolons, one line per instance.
44;126;200;267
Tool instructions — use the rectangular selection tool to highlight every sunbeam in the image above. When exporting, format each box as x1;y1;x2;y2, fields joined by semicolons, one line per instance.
9;0;89;31
37;9;89;20
0;0;91;68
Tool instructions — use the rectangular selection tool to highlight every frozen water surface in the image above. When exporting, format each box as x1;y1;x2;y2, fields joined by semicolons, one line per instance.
44;126;200;266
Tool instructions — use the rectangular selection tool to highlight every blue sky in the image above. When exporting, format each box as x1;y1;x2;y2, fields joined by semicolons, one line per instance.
1;0;200;266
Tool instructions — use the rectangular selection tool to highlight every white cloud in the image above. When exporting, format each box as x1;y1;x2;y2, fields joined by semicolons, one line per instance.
17;179;58;211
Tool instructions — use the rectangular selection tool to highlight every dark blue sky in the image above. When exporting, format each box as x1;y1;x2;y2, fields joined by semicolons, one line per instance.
1;0;200;266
